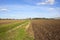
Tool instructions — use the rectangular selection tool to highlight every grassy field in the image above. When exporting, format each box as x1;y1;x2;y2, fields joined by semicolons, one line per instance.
0;20;34;40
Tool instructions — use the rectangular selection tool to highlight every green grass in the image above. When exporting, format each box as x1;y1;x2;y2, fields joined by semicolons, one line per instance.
0;20;27;33
14;20;34;40
14;25;34;40
0;20;34;40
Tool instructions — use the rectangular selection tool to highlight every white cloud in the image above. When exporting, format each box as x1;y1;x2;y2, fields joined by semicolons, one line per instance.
0;8;9;12
0;8;8;13
49;8;55;10
1;8;8;11
36;0;55;5
46;0;55;5
37;2;46;5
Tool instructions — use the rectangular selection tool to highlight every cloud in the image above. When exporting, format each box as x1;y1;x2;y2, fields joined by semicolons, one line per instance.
0;8;8;13
37;2;46;5
36;0;55;5
0;8;8;11
46;0;55;5
49;8;55;10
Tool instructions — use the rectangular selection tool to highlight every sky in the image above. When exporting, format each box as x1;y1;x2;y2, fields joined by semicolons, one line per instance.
0;0;60;19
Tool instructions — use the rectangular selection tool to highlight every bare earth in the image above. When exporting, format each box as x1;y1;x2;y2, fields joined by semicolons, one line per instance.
27;19;60;40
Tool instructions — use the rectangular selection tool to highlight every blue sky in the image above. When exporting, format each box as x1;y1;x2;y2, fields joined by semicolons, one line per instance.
0;0;60;19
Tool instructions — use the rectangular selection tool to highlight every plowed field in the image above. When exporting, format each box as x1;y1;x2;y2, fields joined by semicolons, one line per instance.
31;19;60;40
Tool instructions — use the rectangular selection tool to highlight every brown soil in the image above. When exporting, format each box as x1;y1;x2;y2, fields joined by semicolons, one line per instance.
27;19;60;40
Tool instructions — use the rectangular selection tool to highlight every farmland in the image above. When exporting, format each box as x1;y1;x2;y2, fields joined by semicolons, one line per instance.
0;19;33;40
29;19;60;40
0;19;60;40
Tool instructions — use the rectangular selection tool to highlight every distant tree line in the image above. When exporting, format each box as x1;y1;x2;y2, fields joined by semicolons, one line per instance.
0;18;20;20
31;18;55;20
0;18;59;20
